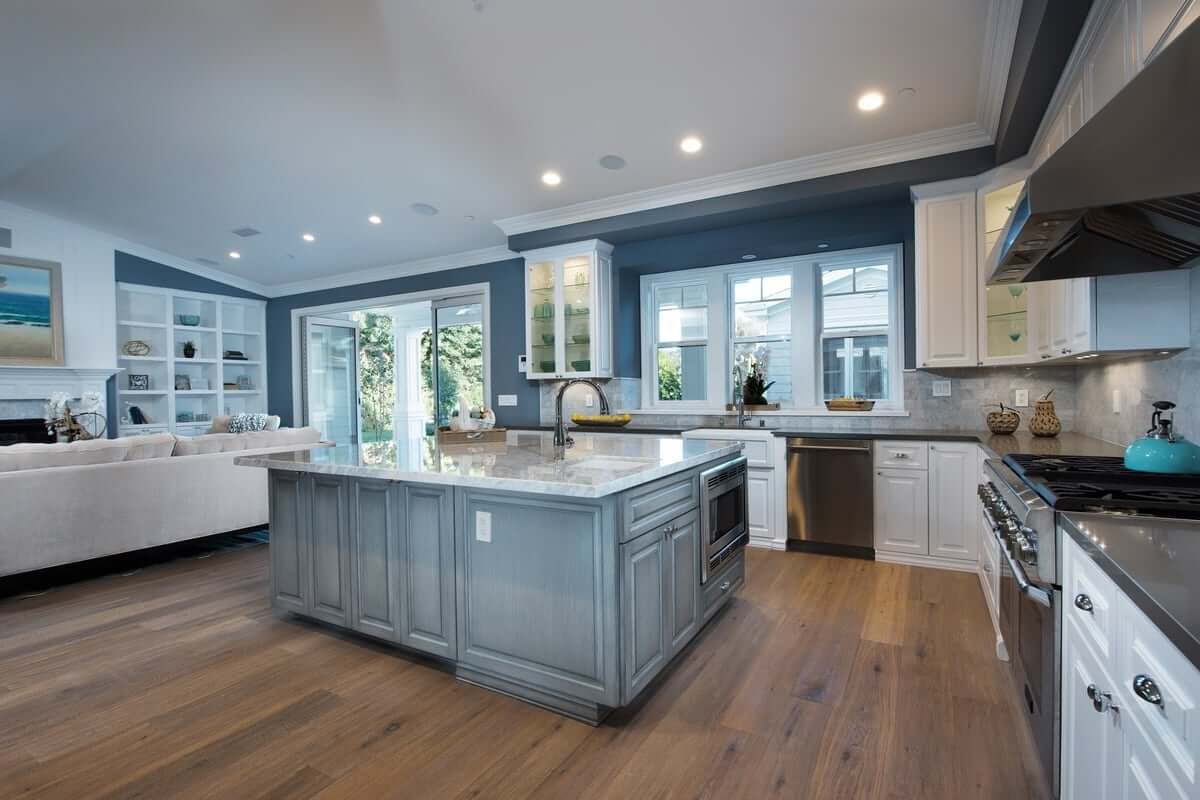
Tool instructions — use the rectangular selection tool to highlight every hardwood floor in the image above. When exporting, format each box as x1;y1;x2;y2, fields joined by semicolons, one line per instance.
0;545;1050;799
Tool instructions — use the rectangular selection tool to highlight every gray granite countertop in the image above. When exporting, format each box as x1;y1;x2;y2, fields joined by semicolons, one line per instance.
236;430;743;498
1062;512;1200;670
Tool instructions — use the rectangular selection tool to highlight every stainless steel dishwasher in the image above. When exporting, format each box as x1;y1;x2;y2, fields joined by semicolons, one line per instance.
786;437;874;558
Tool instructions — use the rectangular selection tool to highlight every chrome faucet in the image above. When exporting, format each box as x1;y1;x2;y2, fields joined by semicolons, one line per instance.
554;379;611;450
732;366;750;428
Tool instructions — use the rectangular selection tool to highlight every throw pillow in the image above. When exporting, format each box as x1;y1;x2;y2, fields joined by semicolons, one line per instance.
227;413;270;434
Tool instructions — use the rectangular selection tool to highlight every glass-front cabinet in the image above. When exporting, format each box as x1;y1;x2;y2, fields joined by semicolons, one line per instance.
523;240;613;379
978;178;1034;365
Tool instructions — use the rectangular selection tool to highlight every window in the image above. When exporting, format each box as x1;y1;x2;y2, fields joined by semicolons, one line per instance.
730;273;791;404
820;262;891;400
640;245;902;412
653;283;707;402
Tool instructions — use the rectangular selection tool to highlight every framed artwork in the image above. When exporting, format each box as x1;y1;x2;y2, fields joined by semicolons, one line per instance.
128;374;150;390
0;256;65;366
174;374;192;391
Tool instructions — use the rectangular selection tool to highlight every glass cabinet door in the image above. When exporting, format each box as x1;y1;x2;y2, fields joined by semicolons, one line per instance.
527;260;557;375
561;255;593;374
981;180;1030;361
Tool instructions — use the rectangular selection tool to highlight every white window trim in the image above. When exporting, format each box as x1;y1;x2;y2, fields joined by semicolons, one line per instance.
639;245;905;415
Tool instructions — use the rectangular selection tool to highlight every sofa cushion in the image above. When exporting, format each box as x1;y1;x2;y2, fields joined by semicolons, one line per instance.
210;414;280;434
0;437;133;473
172;433;248;457
239;426;322;451
123;432;177;461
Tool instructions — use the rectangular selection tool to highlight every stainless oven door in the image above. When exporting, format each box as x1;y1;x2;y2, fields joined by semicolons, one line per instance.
700;456;748;583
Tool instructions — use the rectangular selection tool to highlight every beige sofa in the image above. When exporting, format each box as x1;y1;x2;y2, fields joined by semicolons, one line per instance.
0;427;327;578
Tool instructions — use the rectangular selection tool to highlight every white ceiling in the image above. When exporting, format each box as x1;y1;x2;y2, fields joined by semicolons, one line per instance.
0;0;1003;291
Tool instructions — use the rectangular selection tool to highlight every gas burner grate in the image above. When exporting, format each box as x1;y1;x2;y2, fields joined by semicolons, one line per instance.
1004;454;1200;487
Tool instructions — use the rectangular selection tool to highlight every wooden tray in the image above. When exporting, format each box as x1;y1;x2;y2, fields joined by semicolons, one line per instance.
824;399;875;412
436;427;507;445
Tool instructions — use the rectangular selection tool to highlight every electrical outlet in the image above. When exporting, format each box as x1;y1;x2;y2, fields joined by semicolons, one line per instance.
1113;389;1121;414
585;393;594;408
931;380;952;398
475;511;492;543
497;394;517;407
1014;389;1029;407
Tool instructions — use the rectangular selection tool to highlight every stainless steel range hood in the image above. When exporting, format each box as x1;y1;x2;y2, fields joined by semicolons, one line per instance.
988;20;1200;285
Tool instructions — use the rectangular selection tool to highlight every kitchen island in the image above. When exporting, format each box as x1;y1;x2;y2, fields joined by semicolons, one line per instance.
236;430;746;723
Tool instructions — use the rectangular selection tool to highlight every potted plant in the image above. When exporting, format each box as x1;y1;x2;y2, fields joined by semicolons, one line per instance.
182;340;197;359
742;361;775;406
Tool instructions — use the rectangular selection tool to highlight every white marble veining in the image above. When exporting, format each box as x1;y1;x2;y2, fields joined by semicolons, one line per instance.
236;430;743;498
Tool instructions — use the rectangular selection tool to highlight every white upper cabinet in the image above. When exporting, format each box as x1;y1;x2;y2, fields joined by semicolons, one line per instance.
1086;1;1133;117
979;180;1034;365
914;188;978;368
522;240;613;380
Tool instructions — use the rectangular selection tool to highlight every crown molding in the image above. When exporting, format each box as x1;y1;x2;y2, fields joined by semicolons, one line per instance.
266;244;518;298
114;241;273;298
977;0;1025;138
494;122;993;237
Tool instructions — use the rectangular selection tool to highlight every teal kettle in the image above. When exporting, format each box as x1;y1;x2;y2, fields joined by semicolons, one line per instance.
1124;401;1200;474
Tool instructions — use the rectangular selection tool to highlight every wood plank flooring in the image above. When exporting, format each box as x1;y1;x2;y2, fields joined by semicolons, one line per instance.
0;545;1050;799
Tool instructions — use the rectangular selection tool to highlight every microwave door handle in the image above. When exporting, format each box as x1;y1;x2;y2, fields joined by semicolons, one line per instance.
999;542;1053;608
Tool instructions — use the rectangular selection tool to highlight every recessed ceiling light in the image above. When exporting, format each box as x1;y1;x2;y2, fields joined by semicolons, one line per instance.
817;243;830;249
857;91;885;112
598;155;627;170
679;136;703;154
368;214;382;225
742;254;757;261
228;251;241;260
301;233;315;243
410;203;439;216
541;171;562;186
464;215;476;222
898;87;916;99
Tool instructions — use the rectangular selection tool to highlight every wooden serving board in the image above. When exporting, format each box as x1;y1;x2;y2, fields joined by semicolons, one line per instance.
436;427;507;445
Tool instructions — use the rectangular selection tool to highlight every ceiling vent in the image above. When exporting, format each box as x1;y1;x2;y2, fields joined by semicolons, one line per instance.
231;227;261;238
195;257;220;266
0;227;11;248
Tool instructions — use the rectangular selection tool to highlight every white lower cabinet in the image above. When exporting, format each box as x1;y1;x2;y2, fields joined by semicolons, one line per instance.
746;467;774;544
679;429;780;548
873;468;929;555
928;443;978;561
1062;533;1198;799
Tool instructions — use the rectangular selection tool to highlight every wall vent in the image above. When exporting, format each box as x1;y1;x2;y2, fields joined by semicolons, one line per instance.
0;227;11;248
231;227;261;238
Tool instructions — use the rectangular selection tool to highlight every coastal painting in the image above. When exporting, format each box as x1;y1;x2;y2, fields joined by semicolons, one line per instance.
0;257;65;366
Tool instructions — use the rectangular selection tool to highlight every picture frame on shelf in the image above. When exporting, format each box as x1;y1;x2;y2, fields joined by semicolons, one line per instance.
127;374;149;390
174;374;191;391
236;375;254;390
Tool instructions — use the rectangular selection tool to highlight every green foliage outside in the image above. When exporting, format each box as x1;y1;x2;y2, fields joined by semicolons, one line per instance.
657;348;682;401
421;323;484;426
353;311;395;443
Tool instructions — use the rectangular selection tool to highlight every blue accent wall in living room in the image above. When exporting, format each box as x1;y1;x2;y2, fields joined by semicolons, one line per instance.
265;258;540;429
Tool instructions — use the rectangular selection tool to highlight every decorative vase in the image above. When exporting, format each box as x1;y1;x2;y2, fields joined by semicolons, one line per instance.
985;404;1021;434
1030;391;1062;438
183;342;196;359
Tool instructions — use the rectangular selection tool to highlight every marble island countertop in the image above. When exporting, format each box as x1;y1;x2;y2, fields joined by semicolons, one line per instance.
236;430;743;498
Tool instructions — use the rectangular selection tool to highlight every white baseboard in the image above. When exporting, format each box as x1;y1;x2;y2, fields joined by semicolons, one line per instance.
747;536;786;551
874;551;979;573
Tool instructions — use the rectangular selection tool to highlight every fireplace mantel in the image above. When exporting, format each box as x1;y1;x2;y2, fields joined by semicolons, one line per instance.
0;366;122;401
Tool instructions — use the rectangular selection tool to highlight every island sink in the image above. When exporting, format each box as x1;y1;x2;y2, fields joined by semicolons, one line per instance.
237;430;746;723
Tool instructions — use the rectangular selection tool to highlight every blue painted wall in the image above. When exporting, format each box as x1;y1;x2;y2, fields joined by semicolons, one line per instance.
265;258;541;428
109;252;267;435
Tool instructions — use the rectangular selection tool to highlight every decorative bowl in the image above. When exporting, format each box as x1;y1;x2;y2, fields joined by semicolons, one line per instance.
177;314;201;326
572;334;590;344
570;413;632;428
542;334;554;345
539;360;555;372
571;359;591;371
824;398;875;412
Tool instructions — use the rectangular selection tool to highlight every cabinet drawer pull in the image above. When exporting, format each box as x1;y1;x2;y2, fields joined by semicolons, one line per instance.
1074;593;1094;613
1133;675;1164;707
662;524;676;536
1087;684;1118;714
719;580;731;592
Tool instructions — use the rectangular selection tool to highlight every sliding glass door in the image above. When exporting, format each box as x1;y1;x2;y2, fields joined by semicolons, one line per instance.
429;296;485;428
302;317;360;445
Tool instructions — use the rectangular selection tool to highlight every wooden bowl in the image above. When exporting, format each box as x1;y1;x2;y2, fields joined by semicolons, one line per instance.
570;413;632;428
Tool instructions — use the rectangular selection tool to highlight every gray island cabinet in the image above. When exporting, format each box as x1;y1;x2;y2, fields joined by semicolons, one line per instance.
240;430;745;723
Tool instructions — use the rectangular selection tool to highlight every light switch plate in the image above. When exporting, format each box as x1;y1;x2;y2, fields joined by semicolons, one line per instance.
931;380;952;398
1014;389;1029;407
475;510;492;543
497;394;518;407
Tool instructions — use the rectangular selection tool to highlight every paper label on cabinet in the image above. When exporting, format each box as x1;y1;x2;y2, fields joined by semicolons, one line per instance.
475;511;492;543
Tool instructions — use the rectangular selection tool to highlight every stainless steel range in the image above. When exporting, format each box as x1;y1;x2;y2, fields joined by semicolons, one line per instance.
979;453;1200;797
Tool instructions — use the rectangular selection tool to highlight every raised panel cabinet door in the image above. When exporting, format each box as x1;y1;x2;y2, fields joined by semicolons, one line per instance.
349;479;401;641
308;475;352;626
1120;709;1190;799
1062;620;1122;800
928;444;978;562
917;192;978;368
1069;278;1095;354
1050;279;1073;354
269;471;309;613
1087;0;1132;117
623;528;668;701
399;484;457;659
873;468;929;555
746;468;772;543
666;511;701;656
456;491;618;706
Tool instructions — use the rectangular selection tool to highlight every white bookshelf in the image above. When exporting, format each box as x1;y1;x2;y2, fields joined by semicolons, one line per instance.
115;283;268;436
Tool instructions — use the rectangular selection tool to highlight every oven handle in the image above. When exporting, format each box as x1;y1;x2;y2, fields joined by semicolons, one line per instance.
995;525;1054;608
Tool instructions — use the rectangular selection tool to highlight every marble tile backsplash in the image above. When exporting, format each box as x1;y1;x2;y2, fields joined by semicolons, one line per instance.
537;368;1080;433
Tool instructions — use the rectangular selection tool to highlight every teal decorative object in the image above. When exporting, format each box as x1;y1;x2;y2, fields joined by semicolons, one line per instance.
1125;401;1200;474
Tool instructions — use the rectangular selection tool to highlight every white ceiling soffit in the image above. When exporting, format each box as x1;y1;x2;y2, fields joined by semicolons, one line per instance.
268;245;518;298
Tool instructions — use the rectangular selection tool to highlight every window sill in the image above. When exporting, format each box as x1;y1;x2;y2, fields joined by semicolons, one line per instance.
626;407;910;418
